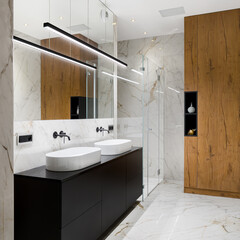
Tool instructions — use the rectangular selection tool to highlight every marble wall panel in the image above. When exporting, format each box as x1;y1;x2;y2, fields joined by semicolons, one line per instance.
14;118;114;173
117;33;184;182
0;0;14;239
13;34;41;121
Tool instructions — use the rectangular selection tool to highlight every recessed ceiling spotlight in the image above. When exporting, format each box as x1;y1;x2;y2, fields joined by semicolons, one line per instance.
144;32;147;35
131;18;135;22
59;16;63;20
159;7;185;17
24;23;28;27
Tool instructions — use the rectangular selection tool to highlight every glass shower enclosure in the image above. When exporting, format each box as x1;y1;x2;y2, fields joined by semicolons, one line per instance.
117;55;164;199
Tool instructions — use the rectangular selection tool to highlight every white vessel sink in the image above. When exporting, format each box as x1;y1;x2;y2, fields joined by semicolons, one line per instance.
46;147;101;172
94;139;132;155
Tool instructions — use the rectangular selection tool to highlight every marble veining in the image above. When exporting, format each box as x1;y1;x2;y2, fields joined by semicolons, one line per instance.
0;0;14;239
14;118;114;173
117;33;184;184
13;32;41;121
106;183;240;240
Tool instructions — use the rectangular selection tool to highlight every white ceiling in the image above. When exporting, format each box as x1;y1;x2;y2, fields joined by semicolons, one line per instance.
104;0;240;41
14;0;114;43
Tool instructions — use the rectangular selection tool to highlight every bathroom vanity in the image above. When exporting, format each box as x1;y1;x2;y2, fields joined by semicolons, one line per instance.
14;147;142;240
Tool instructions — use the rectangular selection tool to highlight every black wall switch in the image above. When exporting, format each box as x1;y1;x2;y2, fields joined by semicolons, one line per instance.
108;125;114;131
17;134;33;145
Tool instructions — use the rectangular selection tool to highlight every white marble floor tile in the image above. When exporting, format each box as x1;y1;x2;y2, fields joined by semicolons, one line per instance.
106;183;240;240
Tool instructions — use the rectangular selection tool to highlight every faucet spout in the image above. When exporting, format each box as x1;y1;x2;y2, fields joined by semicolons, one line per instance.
53;131;71;142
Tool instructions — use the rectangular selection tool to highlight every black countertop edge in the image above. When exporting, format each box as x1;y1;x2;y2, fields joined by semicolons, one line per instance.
14;147;142;182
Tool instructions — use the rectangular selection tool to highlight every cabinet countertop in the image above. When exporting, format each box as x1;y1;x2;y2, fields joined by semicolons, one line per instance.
14;147;142;182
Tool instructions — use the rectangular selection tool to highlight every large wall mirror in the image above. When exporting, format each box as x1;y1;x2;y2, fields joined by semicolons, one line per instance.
14;0;115;121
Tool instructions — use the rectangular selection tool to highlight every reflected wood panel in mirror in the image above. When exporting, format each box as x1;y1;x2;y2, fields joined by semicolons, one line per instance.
41;34;98;120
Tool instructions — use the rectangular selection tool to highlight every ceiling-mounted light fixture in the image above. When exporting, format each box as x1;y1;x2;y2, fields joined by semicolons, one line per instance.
168;87;180;93
131;68;143;76
13;36;97;71
102;71;139;85
159;7;185;17
43;22;128;68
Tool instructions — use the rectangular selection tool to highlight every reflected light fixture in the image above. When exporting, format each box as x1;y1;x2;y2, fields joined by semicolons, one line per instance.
102;71;140;85
43;22;128;68
131;68;143;76
13;36;97;71
131;18;135;22
168;87;180;93
144;32;147;35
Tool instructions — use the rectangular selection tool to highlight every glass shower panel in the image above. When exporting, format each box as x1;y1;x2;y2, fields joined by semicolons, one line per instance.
143;57;164;196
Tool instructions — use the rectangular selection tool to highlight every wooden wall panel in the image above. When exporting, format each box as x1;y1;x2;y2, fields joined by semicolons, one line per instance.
184;16;198;91
184;137;198;188
197;9;240;193
41;35;98;120
41;38;71;120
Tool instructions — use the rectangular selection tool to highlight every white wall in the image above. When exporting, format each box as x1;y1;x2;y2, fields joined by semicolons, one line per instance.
14;118;114;173
0;0;14;239
117;33;184;182
13;33;41;121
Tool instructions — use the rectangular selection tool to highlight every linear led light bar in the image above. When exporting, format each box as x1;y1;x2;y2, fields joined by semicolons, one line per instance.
168;87;180;93
102;71;140;85
131;68;143;76
43;22;128;68
13;36;97;71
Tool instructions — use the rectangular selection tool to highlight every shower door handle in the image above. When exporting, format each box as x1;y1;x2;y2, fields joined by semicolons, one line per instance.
148;128;153;131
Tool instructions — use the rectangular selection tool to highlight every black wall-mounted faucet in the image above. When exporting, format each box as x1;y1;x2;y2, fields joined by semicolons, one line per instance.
53;131;71;142
96;127;110;134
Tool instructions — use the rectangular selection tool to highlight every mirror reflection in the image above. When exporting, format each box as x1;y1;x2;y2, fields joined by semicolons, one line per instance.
13;0;115;121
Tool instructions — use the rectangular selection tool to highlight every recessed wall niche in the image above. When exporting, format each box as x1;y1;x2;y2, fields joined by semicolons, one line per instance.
184;91;197;136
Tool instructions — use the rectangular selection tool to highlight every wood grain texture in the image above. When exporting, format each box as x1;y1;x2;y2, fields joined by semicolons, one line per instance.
41;35;98;120
197;9;240;193
184;187;240;199
184;137;198;188
41;37;71;120
184;16;198;91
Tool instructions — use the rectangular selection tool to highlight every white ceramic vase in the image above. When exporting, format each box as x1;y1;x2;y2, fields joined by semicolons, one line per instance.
188;103;195;113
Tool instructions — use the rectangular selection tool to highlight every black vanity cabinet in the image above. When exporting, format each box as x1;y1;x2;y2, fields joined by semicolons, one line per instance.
14;167;102;240
101;157;126;232
14;147;142;240
126;149;142;209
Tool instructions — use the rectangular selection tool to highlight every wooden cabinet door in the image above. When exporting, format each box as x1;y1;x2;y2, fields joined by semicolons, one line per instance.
184;137;198;188
197;9;240;192
184;16;198;91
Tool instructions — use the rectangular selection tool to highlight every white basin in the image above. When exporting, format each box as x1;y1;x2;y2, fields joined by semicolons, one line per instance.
46;147;101;172
94;139;132;155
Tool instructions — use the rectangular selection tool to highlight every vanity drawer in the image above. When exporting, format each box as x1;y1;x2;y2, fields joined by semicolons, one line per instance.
61;202;101;240
61;167;101;227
